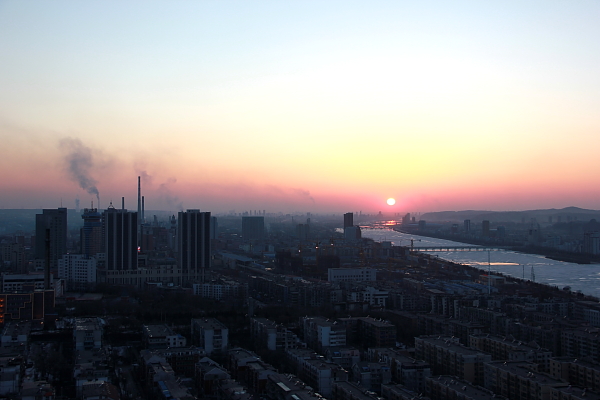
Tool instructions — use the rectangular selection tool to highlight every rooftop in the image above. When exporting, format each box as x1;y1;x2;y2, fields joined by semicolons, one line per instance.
192;318;228;330
430;376;506;400
143;324;174;338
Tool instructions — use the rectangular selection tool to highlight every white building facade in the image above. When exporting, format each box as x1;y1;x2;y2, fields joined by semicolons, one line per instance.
58;254;97;286
328;268;376;282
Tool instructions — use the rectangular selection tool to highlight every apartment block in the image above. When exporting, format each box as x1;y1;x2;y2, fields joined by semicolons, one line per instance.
469;334;552;371
458;306;510;336
338;317;397;348
74;318;102;351
250;317;299;351
346;287;388;308
302;317;347;351
508;321;563;357
58;254;97;289
351;361;392;393
382;383;428;400
325;347;361;370
286;348;348;398
483;361;568;400
192;280;248;301
301;358;348;398
561;328;600;362
142;324;186;349
266;373;322;400
549;357;600;393
367;348;431;393
1;272;49;292
414;336;491;385
328;268;376;282
195;357;231;397
426;375;504;400
140;347;204;378
191;318;228;354
549;385;600;400
332;380;380;400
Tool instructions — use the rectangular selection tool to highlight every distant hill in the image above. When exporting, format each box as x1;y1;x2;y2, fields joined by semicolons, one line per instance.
419;207;600;224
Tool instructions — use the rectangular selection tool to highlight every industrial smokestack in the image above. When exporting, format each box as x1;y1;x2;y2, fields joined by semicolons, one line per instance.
122;197;125;210
142;196;145;224
137;176;141;223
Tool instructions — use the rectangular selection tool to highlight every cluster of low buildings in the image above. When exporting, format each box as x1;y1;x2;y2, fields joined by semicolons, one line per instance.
6;208;600;399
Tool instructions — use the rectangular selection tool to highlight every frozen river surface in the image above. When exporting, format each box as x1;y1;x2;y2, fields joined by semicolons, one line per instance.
362;228;600;299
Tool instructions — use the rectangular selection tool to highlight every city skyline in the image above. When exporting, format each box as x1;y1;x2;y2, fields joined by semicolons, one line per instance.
1;1;599;213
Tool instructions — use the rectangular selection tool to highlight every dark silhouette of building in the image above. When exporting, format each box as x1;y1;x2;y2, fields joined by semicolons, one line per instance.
178;210;211;284
35;208;67;273
81;208;102;258
482;220;490;237
296;224;310;241
583;230;600;254
104;203;138;271
402;213;411;225
276;250;303;274
242;216;265;241
344;212;354;228
0;242;26;273
210;216;218;240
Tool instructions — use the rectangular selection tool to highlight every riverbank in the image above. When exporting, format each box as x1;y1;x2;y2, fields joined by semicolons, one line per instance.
363;228;600;299
394;227;600;265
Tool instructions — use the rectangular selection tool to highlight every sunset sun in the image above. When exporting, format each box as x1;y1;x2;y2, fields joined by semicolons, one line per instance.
387;198;396;206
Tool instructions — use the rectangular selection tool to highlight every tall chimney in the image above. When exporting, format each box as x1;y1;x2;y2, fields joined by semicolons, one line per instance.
122;197;125;210
142;196;145;224
137;176;141;224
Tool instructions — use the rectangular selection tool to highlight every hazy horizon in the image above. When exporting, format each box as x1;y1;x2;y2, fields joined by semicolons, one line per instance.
1;1;599;213
1;205;598;217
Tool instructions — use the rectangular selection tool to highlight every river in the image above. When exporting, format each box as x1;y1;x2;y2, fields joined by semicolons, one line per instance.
362;228;600;299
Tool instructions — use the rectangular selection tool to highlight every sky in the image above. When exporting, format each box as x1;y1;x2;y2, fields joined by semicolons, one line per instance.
0;1;599;214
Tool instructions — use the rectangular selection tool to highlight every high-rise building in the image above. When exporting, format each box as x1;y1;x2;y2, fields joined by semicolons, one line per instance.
343;212;360;242
482;220;490;237
583;231;600;255
464;219;471;233
344;226;361;242
296;223;310;241
81;208;102;258
104;204;138;271
402;213;411;225
210;216;218;240
35;208;68;273
0;242;26;272
178;210;211;284
343;212;354;228
242;216;264;241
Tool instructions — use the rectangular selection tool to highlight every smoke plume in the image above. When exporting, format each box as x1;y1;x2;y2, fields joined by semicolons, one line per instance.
138;170;152;185
59;137;100;203
158;177;183;211
293;188;315;204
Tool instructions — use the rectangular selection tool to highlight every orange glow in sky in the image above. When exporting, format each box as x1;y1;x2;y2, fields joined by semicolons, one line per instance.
1;1;600;213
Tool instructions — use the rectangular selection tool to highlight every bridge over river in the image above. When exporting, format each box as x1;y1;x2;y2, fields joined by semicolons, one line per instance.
411;245;513;252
